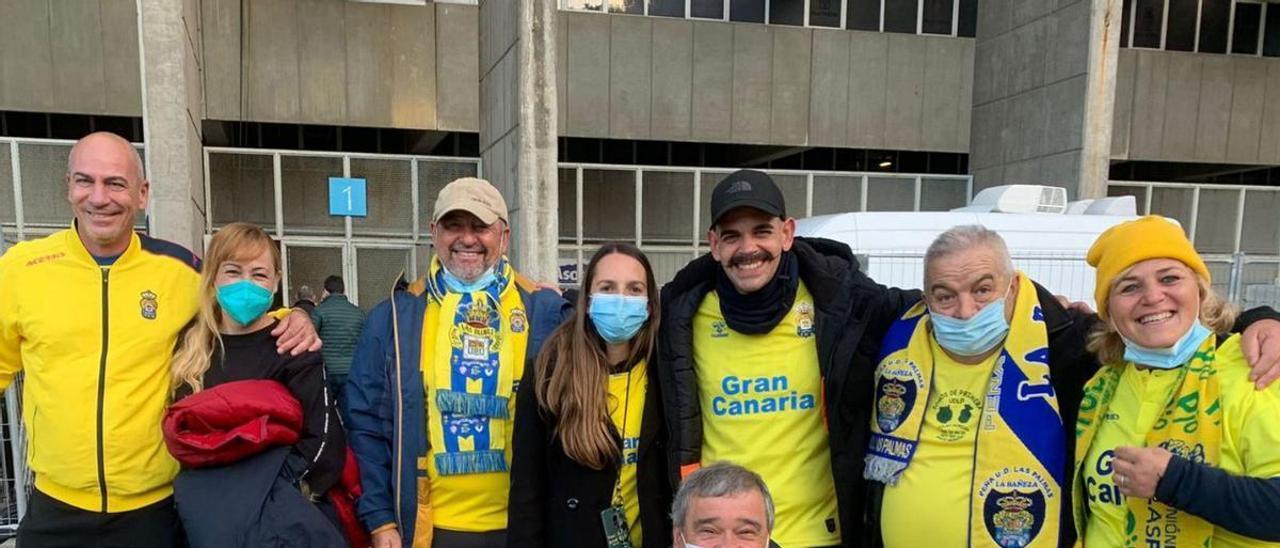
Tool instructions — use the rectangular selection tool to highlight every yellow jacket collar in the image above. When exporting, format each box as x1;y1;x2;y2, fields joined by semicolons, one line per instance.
64;220;141;267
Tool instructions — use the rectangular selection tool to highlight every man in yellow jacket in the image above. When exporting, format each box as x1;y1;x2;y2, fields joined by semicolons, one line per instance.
0;132;320;547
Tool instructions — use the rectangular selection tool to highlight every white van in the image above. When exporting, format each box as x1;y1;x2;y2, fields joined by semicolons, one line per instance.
795;186;1140;308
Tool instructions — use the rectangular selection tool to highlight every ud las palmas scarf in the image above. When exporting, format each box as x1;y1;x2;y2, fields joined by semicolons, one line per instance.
1072;335;1221;547
866;273;1065;548
422;257;529;475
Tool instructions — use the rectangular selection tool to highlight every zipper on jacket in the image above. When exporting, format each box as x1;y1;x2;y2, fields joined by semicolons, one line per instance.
96;268;109;512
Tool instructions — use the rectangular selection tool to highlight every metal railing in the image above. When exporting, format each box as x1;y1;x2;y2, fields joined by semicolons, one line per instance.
557;163;972;284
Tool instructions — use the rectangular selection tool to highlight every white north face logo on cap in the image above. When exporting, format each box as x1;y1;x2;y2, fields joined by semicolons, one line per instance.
726;180;753;193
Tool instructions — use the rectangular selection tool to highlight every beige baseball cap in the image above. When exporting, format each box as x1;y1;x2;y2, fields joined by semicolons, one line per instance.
432;177;508;225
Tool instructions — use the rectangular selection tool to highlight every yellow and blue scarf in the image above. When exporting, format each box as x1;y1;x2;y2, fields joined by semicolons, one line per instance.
1072;336;1221;547
422;257;529;475
866;273;1064;548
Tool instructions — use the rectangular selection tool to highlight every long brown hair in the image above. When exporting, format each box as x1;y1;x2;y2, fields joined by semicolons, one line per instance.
533;243;660;470
170;222;281;394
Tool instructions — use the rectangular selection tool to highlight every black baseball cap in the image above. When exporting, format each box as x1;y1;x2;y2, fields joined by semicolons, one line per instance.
709;169;786;227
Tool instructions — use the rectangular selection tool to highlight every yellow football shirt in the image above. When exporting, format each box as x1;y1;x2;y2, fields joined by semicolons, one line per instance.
880;338;999;546
1081;336;1280;548
693;283;841;547
608;359;648;547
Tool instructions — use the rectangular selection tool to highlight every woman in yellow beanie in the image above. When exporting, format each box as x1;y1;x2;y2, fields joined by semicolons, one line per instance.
1073;215;1280;546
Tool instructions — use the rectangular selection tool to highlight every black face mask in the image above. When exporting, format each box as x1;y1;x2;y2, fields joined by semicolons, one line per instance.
715;250;800;335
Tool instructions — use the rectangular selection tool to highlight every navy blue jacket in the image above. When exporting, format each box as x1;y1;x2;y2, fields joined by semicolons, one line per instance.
342;277;569;546
174;447;345;548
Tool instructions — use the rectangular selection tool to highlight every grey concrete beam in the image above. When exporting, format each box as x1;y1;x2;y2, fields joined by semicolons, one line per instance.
139;0;206;252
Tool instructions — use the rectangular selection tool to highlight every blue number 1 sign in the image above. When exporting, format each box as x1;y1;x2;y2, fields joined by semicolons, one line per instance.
328;177;368;217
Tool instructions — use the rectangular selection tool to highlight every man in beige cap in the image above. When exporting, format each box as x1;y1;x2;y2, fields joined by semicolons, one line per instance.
344;177;569;548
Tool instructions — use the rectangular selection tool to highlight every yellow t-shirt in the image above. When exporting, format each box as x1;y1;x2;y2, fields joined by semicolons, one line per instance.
421;296;524;532
609;360;648;548
1081;336;1280;548
880;339;999;547
694;283;841;547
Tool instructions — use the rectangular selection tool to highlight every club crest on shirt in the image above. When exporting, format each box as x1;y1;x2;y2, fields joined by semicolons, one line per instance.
711;320;729;338
875;359;922;433
979;468;1053;548
795;300;815;338
509;307;527;333
140;290;158;320
931;389;982;441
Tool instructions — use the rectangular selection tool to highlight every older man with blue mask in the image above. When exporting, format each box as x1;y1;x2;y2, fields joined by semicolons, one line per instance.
862;225;1280;548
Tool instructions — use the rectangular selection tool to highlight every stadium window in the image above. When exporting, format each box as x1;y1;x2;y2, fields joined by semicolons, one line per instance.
810;0;843;27
563;0;605;11
847;0;882;30
1265;3;1280;56
691;0;725;19
922;0;953;34
957;0;977;36
609;0;644;14
1232;1;1263;54
1121;0;1133;46
884;0;919;33
731;0;766;22
648;0;686;17
770;0;805;25
1131;0;1164;48
1199;0;1232;53
1165;0;1199;51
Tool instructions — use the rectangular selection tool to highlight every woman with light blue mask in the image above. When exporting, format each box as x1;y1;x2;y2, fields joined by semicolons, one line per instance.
166;222;349;546
508;243;672;548
1073;215;1280;546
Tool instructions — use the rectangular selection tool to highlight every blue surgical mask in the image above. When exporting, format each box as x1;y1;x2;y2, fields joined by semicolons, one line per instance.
589;293;649;344
930;298;1011;357
441;265;496;294
1121;320;1212;370
676;532;702;548
216;280;275;327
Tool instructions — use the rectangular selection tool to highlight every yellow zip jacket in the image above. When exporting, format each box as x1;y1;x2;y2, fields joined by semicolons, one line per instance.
0;227;200;513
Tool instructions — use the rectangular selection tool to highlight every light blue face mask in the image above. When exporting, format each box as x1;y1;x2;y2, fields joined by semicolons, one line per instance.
588;293;649;344
1121;320;1212;370
930;297;1011;358
441;265;497;294
216;279;275;327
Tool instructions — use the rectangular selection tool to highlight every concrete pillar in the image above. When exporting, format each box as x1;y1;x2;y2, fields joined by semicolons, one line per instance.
137;0;206;254
478;0;559;281
968;0;1122;200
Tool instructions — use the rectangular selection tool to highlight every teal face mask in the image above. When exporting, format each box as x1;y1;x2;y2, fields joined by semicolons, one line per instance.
1121;320;1212;370
929;297;1011;358
216;280;274;326
441;265;497;294
588;293;649;344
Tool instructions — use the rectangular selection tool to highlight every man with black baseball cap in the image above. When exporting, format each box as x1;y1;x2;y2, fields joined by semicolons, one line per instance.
655;169;920;547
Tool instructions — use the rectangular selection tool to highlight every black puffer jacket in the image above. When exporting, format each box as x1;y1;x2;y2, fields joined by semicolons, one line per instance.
655;237;919;545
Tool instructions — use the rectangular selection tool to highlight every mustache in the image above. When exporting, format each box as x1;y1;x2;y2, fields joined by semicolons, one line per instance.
729;250;774;267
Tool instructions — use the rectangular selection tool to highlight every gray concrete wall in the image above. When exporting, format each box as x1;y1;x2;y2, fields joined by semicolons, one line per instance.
201;0;478;130
557;12;974;152
1111;48;1280;166
969;0;1121;199
0;0;142;116
479;0;559;281
140;0;207;252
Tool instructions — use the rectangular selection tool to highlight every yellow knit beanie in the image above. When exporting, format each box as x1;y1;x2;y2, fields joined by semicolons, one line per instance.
1086;215;1209;320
